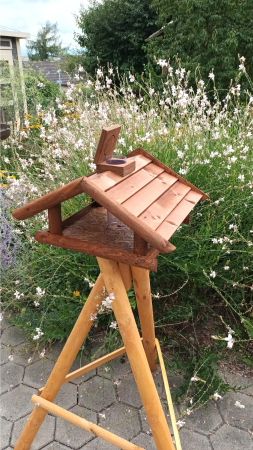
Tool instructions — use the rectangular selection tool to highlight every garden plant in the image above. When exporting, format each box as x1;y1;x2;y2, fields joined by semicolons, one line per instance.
1;58;253;417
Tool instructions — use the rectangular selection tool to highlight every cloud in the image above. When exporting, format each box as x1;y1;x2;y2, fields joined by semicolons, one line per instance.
1;0;89;53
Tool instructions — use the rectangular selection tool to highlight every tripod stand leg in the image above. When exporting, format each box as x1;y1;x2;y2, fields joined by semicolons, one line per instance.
97;258;175;450
14;274;105;450
131;266;157;371
119;263;132;291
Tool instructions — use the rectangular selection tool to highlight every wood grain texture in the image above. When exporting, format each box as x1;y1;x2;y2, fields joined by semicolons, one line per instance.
13;274;105;450
94;124;121;165
88;170;122;191
82;177;175;254
62;202;99;229
183;214;190;225
31;395;144;450
131;266;157;371
39;341;143;393
134;233;148;256
138;181;191;230
12;177;85;220
97;159;136;177
122;172;178;217
63;207;135;252
48;204;62;235
118;263;132;291
97;258;176;450
156;339;182;450
108;163;164;203
89;154;151;191
35;231;158;271
127;148;209;201
146;247;160;259
157;191;202;241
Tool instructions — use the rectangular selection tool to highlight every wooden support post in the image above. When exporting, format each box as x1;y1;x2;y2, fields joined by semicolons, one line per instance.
48;204;62;235
97;258;175;450
131;266;157;371
31;395;145;450
14;274;105;450
134;233;148;256
118;263;132;291
156;339;182;450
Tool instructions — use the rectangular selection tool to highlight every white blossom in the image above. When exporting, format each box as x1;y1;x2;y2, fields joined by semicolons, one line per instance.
90;313;97;321
40;349;46;358
36;287;45;297
234;401;245;409
176;420;185;428
191;376;199;382
214;392;223;400
224;333;235;349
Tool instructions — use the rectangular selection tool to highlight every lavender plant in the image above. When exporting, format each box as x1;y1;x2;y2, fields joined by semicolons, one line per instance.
0;193;20;269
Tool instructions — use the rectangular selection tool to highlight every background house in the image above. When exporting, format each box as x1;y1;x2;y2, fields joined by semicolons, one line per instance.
0;30;30;125
24;59;71;89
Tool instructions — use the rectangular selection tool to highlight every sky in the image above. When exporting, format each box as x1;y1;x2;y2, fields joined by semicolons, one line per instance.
1;0;89;55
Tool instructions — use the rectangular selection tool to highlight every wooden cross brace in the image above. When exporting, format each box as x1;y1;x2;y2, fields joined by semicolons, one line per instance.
13;259;181;450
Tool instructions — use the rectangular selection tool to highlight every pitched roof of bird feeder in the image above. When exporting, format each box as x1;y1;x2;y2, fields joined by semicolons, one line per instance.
12;124;208;271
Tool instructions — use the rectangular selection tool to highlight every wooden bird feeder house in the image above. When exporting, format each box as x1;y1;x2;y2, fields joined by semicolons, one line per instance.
12;124;208;450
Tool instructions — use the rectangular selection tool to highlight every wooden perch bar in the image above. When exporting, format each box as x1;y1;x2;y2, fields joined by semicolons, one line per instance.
31;395;144;450
39;342;140;393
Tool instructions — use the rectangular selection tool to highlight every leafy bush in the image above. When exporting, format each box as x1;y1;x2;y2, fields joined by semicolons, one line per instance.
24;70;63;115
74;0;158;74
147;0;253;95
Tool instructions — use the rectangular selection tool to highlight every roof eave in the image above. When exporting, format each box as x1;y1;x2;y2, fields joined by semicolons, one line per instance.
0;30;30;39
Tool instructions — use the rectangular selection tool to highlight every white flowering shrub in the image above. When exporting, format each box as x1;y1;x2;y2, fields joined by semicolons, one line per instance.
1;61;252;407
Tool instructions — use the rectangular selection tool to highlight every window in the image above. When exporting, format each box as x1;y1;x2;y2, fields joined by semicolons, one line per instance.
0;39;12;49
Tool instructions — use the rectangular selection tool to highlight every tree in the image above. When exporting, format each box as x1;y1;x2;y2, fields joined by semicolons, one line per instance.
74;0;158;74
147;0;253;92
27;22;66;61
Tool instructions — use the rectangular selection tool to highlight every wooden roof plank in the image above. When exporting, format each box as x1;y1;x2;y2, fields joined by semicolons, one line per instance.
108;163;164;203
89;154;151;191
139;181;191;230
81;177;174;254
127;148;209;201
122;172;178;217
88;171;122;191
156;191;202;241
